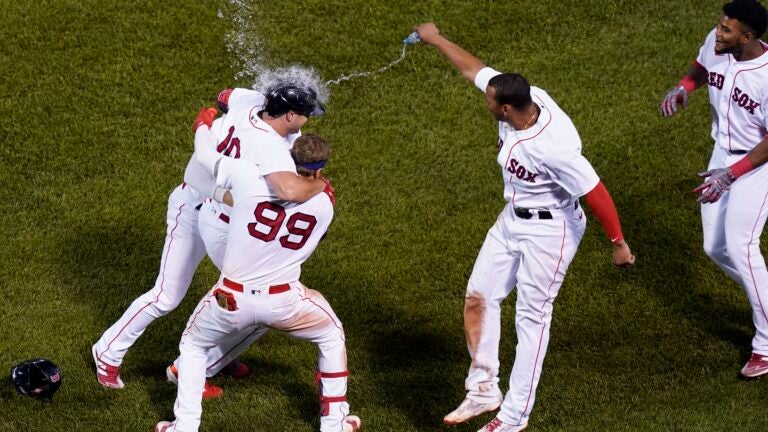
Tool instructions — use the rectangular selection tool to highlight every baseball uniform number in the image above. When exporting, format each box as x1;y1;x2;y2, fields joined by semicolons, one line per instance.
248;201;318;250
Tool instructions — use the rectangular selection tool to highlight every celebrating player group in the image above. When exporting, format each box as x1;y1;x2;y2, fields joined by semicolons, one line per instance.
88;0;768;431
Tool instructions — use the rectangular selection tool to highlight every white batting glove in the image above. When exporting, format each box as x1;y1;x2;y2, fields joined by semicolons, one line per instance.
660;86;688;117
693;167;736;204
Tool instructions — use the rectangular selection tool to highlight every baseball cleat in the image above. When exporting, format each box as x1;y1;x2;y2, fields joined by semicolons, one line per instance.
740;352;768;378
166;365;224;400
477;417;527;432
443;396;503;425
220;359;251;379
91;345;124;389
154;421;175;432
342;415;362;432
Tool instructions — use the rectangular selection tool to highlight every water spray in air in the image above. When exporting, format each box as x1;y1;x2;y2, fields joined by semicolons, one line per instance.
325;32;421;86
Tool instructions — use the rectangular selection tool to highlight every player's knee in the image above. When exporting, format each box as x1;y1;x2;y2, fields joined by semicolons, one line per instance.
464;293;484;315
702;239;727;263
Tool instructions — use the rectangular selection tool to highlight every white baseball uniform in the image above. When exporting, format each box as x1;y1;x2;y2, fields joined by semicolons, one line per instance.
696;28;768;355
194;88;300;270
169;145;345;432
462;67;600;427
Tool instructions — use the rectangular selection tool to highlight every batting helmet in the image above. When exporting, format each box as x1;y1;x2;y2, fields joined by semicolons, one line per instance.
10;358;62;400
264;85;325;117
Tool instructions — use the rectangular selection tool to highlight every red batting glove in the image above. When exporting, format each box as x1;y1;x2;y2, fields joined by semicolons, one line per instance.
192;107;218;132
321;177;335;206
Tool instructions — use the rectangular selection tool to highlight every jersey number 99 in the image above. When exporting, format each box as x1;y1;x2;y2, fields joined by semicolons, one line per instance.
248;202;317;250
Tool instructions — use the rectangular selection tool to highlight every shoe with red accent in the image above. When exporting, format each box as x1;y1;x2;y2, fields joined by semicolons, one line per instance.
155;421;176;432
154;421;175;432
342;415;362;432
91;345;124;389
477;417;528;432
740;352;768;378
166;365;224;400
443;395;502;425
220;359;251;379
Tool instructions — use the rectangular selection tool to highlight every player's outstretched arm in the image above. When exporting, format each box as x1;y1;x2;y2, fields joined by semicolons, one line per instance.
583;181;635;267
660;62;708;117
694;137;768;204
264;171;325;203
414;23;486;83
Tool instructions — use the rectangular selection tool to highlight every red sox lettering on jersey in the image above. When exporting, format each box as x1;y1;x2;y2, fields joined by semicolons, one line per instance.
731;87;761;114
506;158;538;183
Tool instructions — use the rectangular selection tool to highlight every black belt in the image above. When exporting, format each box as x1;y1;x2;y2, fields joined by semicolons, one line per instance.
514;201;578;220
728;149;748;155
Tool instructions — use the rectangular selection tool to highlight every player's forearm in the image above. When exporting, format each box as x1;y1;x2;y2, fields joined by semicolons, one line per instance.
680;62;708;92
265;172;325;203
584;181;624;244
746;137;768;169
428;35;486;83
194;127;221;174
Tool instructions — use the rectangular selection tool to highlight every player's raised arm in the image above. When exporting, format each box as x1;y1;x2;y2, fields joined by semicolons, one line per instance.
414;23;486;83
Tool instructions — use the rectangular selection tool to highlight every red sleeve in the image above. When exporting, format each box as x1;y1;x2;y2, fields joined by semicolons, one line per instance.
584;181;624;244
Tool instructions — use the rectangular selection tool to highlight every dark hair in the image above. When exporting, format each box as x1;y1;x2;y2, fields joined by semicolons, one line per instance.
723;0;768;38
291;134;330;177
488;73;533;110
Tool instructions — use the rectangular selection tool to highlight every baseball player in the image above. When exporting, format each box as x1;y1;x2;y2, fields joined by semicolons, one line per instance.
660;0;768;378
188;84;316;271
155;122;360;432
91;85;326;397
412;23;635;432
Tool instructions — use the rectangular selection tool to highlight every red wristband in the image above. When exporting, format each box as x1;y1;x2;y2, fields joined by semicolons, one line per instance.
677;75;697;93
730;156;755;179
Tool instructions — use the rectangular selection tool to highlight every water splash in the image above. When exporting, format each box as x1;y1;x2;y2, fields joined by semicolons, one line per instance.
253;66;329;104
326;44;410;86
220;0;267;81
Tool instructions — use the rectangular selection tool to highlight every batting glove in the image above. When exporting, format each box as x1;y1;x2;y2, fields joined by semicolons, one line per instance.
693;167;736;204
193;107;218;132
660;86;688;117
217;88;234;113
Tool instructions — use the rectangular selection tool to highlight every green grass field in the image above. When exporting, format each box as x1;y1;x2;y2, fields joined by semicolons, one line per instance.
2;0;768;430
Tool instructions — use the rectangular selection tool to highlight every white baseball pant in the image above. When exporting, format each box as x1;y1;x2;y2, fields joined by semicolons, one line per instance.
197;200;228;271
93;185;247;375
170;280;349;432
702;144;768;355
463;202;586;426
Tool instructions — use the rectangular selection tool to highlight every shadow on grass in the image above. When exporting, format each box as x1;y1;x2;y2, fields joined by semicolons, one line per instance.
630;181;753;356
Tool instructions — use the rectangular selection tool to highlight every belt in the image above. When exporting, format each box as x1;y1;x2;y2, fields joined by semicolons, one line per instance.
514;201;579;220
222;278;290;295
219;213;230;223
728;149;748;155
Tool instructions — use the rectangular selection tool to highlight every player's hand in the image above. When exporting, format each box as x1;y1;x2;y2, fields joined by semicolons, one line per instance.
414;23;440;44
611;240;635;268
193;107;218;132
217;88;234;113
321;177;336;205
694;167;735;204
660;86;688;117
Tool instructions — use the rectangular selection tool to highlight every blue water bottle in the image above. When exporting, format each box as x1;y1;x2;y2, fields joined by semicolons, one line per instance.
403;32;420;45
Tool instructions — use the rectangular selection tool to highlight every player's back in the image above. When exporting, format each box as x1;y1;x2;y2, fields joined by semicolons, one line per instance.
215;156;333;286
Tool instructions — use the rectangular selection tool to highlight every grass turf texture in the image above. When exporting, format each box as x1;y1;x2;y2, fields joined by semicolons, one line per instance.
1;0;767;430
